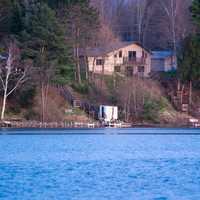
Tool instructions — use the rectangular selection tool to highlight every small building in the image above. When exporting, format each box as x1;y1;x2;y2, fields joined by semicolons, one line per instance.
151;51;177;72
99;105;118;122
83;41;151;77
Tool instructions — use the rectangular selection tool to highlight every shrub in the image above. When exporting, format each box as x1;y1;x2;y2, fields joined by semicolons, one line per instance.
9;104;21;114
143;99;159;122
71;82;89;94
162;70;177;79
24;109;39;120
18;87;36;108
142;98;168;122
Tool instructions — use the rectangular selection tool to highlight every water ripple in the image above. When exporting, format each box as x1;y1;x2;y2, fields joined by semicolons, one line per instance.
0;132;200;200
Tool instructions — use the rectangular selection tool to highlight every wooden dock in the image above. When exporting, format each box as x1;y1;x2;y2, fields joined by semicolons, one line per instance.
0;120;134;129
0;121;101;128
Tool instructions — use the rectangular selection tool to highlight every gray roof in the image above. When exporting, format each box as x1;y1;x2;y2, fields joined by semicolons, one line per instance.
82;41;151;57
151;51;174;59
0;53;7;60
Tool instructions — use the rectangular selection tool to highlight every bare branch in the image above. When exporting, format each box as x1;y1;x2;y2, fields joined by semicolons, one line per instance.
0;41;31;120
6;70;26;97
0;74;5;89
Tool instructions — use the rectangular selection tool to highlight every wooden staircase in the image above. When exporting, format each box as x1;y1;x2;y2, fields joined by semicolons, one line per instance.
172;88;189;113
150;72;190;113
61;86;82;108
59;86;99;120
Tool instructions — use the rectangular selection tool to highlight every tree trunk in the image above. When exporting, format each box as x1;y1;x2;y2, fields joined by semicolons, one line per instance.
44;84;49;122
177;79;181;91
189;80;192;107
84;56;89;80
75;46;82;84
76;28;81;84
101;58;105;89
1;69;9;121
92;58;96;81
41;83;45;122
1;89;7;121
171;0;177;58
180;84;185;106
41;83;49;122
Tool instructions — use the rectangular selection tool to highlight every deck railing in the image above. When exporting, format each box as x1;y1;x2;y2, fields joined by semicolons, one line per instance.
123;57;146;65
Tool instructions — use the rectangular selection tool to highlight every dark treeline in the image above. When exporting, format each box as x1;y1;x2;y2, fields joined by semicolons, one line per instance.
0;0;99;83
0;0;100;121
91;0;193;50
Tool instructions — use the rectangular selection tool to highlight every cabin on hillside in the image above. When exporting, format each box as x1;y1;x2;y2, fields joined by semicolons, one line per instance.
151;51;177;72
82;42;151;77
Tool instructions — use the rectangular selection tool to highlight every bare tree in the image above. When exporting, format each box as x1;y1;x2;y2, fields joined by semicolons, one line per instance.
116;77;164;122
0;42;31;120
90;0;118;24
35;46;55;122
96;21;120;87
160;0;178;55
159;0;192;53
134;0;153;43
62;2;99;84
95;0;192;50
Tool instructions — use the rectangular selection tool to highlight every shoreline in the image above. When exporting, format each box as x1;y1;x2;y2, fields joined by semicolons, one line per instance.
0;120;197;129
0;127;200;136
0;121;193;129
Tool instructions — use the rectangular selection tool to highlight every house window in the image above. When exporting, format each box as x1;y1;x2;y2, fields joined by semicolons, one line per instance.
96;59;104;65
114;54;117;58
128;51;136;61
138;66;145;73
126;66;133;77
142;51;147;58
142;51;145;58
114;66;121;72
119;51;122;58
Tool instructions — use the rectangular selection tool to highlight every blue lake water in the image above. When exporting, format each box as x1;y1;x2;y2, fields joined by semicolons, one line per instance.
0;128;200;200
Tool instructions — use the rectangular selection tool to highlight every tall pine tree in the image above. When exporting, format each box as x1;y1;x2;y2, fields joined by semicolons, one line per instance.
178;0;200;106
178;35;200;84
16;1;73;121
60;0;99;83
179;0;200;85
191;0;200;29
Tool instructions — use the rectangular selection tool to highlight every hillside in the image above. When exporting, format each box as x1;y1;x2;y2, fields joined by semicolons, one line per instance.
1;86;92;123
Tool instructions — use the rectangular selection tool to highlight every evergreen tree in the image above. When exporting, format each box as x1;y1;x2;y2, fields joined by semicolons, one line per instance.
191;0;200;28
61;0;99;83
176;0;200;106
178;35;200;84
44;0;89;9
13;1;73;121
17;1;73;83
0;0;13;38
178;0;200;85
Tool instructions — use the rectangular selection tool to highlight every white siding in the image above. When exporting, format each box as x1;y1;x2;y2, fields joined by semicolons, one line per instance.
88;43;151;77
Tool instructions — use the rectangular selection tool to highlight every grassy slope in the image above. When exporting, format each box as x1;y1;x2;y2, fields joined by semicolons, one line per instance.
4;86;92;122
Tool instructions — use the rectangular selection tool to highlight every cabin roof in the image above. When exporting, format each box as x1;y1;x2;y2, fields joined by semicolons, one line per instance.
151;51;173;59
82;41;151;57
